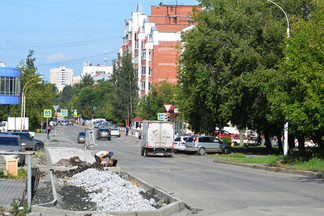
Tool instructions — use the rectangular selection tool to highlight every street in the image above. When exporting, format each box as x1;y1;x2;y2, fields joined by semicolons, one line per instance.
43;124;324;216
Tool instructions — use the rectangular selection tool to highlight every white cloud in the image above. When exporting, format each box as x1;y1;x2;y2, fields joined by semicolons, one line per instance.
45;53;72;63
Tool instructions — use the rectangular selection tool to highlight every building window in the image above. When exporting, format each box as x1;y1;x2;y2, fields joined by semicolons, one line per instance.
135;55;139;63
135;40;139;49
0;76;20;96
141;81;145;90
141;66;151;75
142;50;146;60
148;82;151;90
135;69;138;77
149;52;151;61
142;66;146;75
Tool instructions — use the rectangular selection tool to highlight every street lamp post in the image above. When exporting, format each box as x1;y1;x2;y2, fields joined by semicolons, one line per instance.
20;76;43;131
266;0;290;156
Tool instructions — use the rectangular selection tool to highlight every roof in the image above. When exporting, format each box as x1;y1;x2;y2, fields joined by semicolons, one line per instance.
132;117;143;122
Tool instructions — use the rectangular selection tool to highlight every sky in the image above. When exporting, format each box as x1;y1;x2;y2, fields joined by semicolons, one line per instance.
0;0;199;82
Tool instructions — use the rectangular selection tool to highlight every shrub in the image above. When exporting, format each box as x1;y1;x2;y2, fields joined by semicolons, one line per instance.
222;137;232;145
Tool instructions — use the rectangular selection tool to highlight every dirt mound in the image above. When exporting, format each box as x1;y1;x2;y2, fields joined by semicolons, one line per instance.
55;156;88;167
52;162;104;178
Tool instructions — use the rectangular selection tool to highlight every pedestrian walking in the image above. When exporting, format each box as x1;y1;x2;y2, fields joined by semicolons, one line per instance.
126;126;129;136
47;124;52;138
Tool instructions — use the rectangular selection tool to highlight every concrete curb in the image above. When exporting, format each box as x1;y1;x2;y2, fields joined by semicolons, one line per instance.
33;171;57;207
29;169;186;216
215;160;324;179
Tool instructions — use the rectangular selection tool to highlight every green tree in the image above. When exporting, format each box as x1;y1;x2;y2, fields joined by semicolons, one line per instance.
112;53;137;125
179;0;315;150
136;81;178;120
271;2;324;153
20;50;55;130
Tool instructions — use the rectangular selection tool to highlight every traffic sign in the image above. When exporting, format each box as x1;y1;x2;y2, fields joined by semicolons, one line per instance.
164;104;172;112
44;109;52;118
53;105;59;112
157;113;165;121
61;109;68;117
74;111;78;116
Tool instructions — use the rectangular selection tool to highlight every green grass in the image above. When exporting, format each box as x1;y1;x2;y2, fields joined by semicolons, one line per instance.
213;153;324;172
0;168;28;180
50;139;59;142
214;155;278;164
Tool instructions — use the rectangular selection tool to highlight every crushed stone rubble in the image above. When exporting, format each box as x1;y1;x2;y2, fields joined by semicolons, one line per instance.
68;168;156;211
48;147;95;164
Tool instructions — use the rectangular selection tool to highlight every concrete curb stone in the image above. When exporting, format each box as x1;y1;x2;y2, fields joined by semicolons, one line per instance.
214;160;324;179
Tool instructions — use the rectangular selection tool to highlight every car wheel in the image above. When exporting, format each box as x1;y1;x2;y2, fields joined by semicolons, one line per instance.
34;143;41;151
223;147;231;154
108;137;111;141
141;148;144;156
198;148;206;156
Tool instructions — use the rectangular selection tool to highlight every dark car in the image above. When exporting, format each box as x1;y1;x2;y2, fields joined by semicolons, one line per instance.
77;131;86;143
96;128;111;141
2;132;44;151
68;120;74;126
0;134;26;166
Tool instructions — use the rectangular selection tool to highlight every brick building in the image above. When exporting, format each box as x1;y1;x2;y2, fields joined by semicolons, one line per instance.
118;2;200;96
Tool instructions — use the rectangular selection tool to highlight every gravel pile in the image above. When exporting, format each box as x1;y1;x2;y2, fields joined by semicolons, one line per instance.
48;147;95;164
68;168;156;211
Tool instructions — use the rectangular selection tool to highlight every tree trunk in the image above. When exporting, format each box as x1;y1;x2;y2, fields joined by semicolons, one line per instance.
298;137;305;155
264;131;272;150
288;135;295;152
239;130;244;145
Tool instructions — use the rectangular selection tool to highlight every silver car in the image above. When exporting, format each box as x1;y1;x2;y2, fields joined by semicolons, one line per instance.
185;136;231;155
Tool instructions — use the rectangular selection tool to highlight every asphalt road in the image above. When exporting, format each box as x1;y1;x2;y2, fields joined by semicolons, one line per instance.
43;124;324;216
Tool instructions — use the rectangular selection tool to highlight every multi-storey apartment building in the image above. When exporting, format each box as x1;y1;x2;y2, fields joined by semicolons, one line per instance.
50;66;74;92
119;2;200;96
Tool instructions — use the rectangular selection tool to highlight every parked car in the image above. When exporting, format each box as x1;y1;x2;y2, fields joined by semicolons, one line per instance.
2;132;44;151
185;136;231;155
0;134;26;166
77;131;86;143
110;128;121;137
61;120;68;126
101;122;115;129
68;120;74;126
96;128;111;141
217;129;232;140
174;135;190;152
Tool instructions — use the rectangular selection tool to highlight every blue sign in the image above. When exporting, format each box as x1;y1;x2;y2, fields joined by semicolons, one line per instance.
61;109;68;117
44;109;52;118
157;113;165;121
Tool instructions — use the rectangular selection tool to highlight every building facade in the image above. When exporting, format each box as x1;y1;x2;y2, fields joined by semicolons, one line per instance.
81;61;113;80
0;64;21;105
118;2;200;96
50;66;74;92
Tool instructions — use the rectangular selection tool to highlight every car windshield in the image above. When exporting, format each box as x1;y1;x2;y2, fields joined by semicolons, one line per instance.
110;128;118;131
174;137;181;141
79;132;85;135
0;137;18;145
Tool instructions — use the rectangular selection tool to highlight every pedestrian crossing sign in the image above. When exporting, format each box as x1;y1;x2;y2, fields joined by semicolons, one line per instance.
157;113;165;121
44;109;52;118
61;109;68;117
